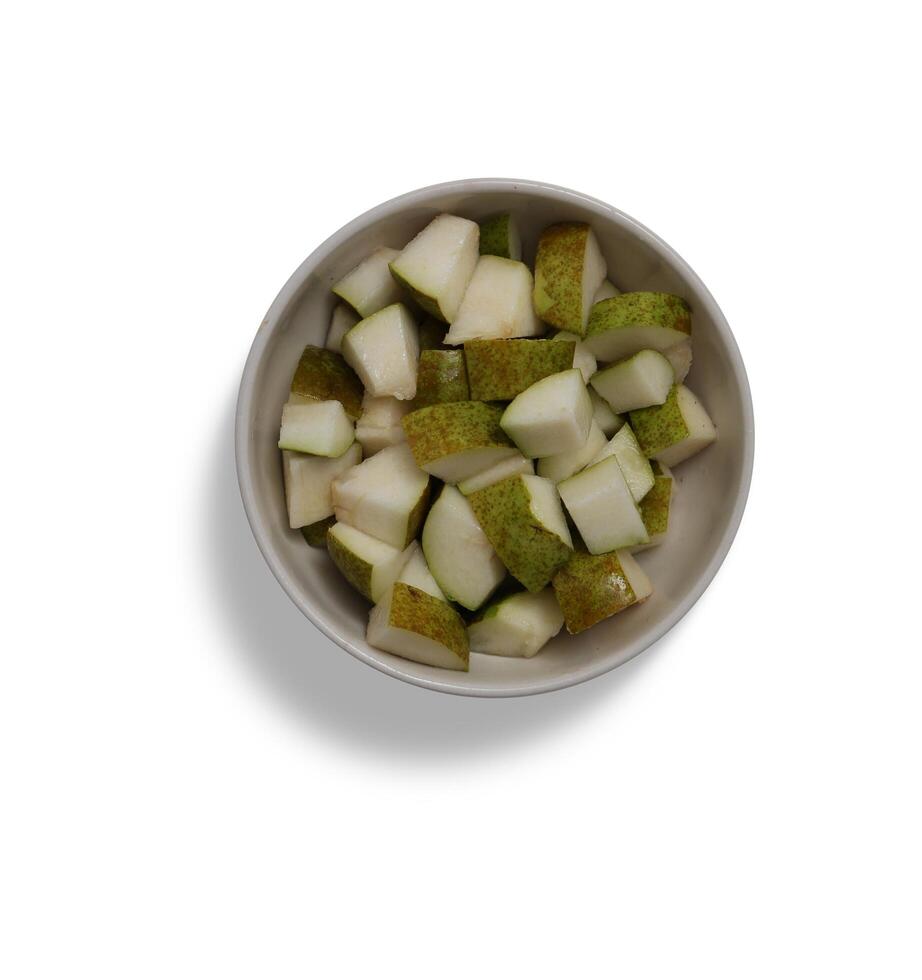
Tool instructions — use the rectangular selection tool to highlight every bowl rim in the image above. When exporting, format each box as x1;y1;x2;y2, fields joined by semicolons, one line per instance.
235;177;755;698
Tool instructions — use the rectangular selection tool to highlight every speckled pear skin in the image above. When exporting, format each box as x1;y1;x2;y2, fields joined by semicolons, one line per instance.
479;214;513;258
326;531;374;600
389;265;446;322
533;223;592;335
552;550;638;634
412;350;470;408
586;292;691;341
468;476;572;592
301;515;336;548
418;318;448;351
639;474;672;537
290;345;364;420
404;483;432;546
629;386;688;457
389;583;470;666
465;339;575;401
401;401;514;468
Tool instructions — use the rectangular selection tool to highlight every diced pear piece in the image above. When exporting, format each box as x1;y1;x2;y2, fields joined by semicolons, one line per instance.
412;349;469;408
590;349;675;414
630;384;717;466
633;465;674;552
354;394;409;456
389;214;480;323
500;368;592;458
536;420;608;484
594;279;621;303
469;589;564;658
589;424;655;502
558;456;649;554
396;541;446;600
445;255;544;344
289;345;364;420
585;292;691;361
332;246;404;318
367;583;469;671
663;340;693;383
457;453;534;495
533;223;607;336
300;515;336;548
402;401;518;483
326;303;360;354
589;389;625;437
342;303;419;400
331;443;430;549
552;548;652;634
464;338;574;401
478;213;522;260
421;485;506;610
278;400;354;457
282;443;362;529
327;523;412;602
552;331;597;383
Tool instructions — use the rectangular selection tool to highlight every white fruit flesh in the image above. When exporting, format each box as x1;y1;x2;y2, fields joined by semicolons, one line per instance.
332;246;403;318
469;589;564;658
505;217;523;262
590;424;655;502
355;394;409;456
522;475;573;547
663;340;693;383
445;255;543;344
389;214;479;323
536;420;608;483
282;444;362;528
327;523;411;602
367;585;467;671
342;303;419;400
655;385;718;466
589;389;624;437
552;331;597;383
421;445;521;484
580;230;608;330
421;485;506;610
590;349;675;414
584;322;689;362
396;541;445;600
558;456;649;554
326;303;360;354
616;549;653;601
457;453;534;495
500;369;593;458
594;280;621;303
278;400;354;457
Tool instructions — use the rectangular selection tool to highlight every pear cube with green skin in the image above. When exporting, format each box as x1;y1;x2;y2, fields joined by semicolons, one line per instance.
289;345;364;420
367;583;469;671
282;443;362;528
464;339;574;401
558;456;649;554
412;349;469;408
332;246;404;319
444;255;544;345
418;317;448;351
536;420;608;484
278;400;355;457
326;303;360;354
331;443;430;549
663;340;693;383
589;424;655;502
469;589;564;658
457;453;534;496
500;368;593;458
389;214;480;323
593;279;621;303
300;515;336;548
478;213;522;261
590;349;675;414
589;389;624;437
396;541;445;601
342;303;419;400
421;485;506;610
533;223;607;336
402;401;519;483
585;292;691;362
552;331;597;383
327;522;413;602
630;384;717;466
552;548;652;634
354;394;409;457
632;467;674;552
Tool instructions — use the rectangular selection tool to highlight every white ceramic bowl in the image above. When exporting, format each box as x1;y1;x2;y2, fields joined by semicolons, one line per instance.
236;178;754;697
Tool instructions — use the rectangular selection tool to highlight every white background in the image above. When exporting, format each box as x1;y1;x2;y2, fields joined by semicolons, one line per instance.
2;2;920;977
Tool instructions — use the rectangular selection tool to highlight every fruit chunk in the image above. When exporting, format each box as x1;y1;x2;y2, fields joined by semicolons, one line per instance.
633;465;674;551
594;280;621;303
421;485;506;610
354;394;409;456
552;331;597;383
464;339;574;401
663;340;693;383
630;384;717;466
332;246;404;318
326;303;360;354
552;548;652;634
500;369;592;458
396;541;445;600
468;474;572;592
331;443;430;549
301;515;336;548
469;589;564;658
402;401;518;483
445;256;543;344
589;424;655;502
367;583;469;671
289;345;363;420
389;214;479;323
558;456;649;554
585;292;691;361
282;443;362;529
589;389;624;437
327;523;412;602
278;400;354;457
457;453;534;495
536;420;608;483
590;349;675;414
533;223;607;336
412;349;469;407
342;303;419;400
478;213;522;260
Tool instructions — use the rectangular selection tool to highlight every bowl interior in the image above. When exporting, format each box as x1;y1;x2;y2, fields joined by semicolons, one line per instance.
237;180;753;696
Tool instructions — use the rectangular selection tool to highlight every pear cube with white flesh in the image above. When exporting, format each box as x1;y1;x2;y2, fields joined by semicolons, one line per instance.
445;256;543;345
536;420;608;483
342;303;419;400
421;485;506;611
594;280;621;303
552;331;597;383
326;303;360;354
282;444;362;529
402;401;519;483
354;394;409;456
630;384;717;466
469;589;564;658
585;292;691;361
589;424;655;502
589;389;624;437
552;548;652;634
558;456;649;554
457;453;533;496
633;462;674;552
327;523;412;602
464;338;573;401
331;443;430;549
278;400;355;457
590;349;675;414
396;541;445;600
663;340;693;383
389;214;479;323
289;345;363;420
332;247;404;318
367;583;469;671
533;223;607;336
500;369;593;458
478;213;522;261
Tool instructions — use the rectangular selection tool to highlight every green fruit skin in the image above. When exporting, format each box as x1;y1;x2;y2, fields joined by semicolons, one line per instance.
389;264;448;323
586;292;691;341
290;345;364;420
418;319;448;350
533;223;592;335
412;350;470;408
327;531;374;600
465;339;575;401
468;477;572;592
402;401;514;469
301;515;336;548
629;386;689;457
390;583;470;666
552;550;638;634
639;475;672;537
479;214;513;258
